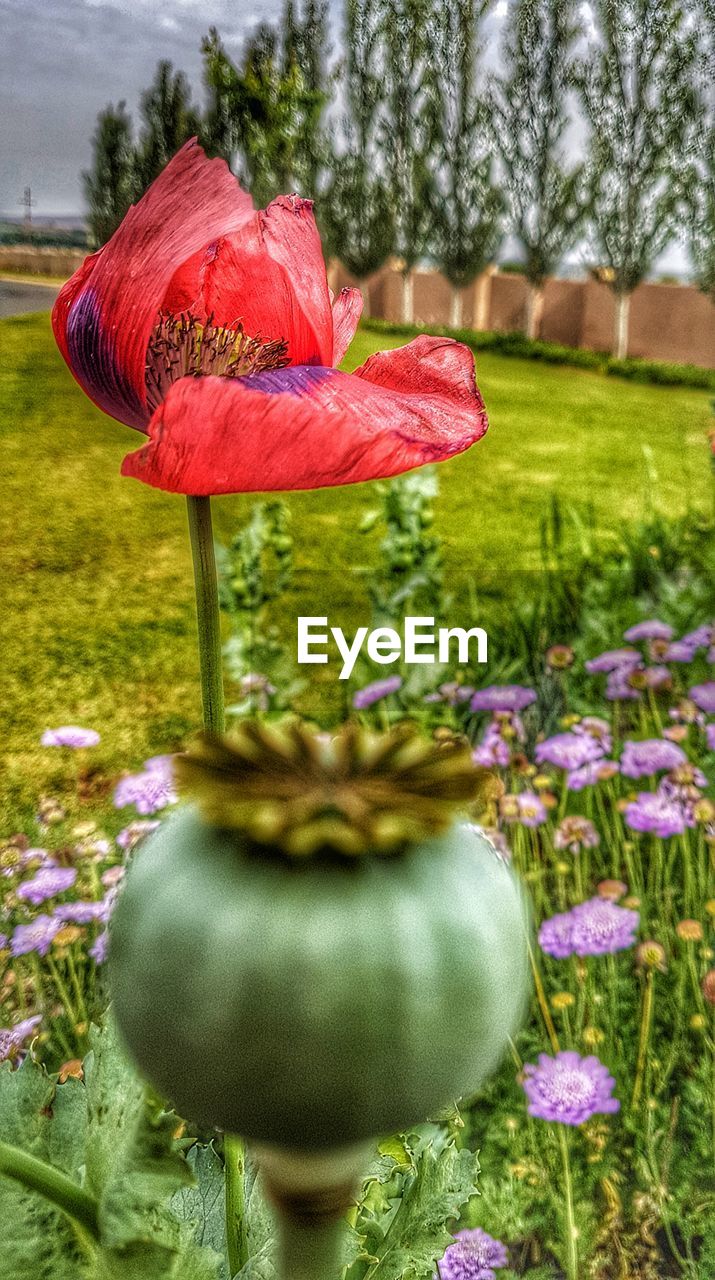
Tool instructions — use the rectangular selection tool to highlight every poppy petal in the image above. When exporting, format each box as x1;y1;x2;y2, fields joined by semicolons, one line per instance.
259;196;334;365
120;336;488;495
332;287;364;365
161;215;327;366
51;140;254;430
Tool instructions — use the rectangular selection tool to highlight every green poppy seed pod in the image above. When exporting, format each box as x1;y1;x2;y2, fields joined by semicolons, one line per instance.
109;809;530;1149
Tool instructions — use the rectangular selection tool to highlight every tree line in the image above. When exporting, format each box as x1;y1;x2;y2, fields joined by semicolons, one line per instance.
84;0;715;358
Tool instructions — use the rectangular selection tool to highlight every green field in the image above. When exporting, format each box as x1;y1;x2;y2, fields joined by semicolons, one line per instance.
1;310;711;826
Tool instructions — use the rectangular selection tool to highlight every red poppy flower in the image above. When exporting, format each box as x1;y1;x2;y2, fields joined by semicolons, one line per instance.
52;140;488;495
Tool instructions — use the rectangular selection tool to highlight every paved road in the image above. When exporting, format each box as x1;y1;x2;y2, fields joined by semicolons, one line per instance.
0;279;60;318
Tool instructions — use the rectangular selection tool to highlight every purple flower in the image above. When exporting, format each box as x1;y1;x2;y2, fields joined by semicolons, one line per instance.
568;898;639;956
585;648;640;674
352;676;403;709
522;1051;620;1125
707;724;715;752
539;911;576;959
690;683;715;716
0;1015;42;1062
17;866;77;905
535;732;604;771
89;930;109;964
574;716;612;753
606;668;642;702
113;757;178;815
11;915;62;957
624;791;690;838
41;726;100;748
644;665;672;689
427;682;475;707
473;722;511;768
623;620;673;643
681;624;713;651
102;866;126;888
620;739;687;778
664;641;696;663
554;816;600;854
469;684;536;713
54;900;105;924
566;759;620;791
439;1228;509;1280
515;791;547;827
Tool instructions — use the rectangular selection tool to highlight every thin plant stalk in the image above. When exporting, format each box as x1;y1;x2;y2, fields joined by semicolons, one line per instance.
0;1140;100;1244
556;1126;578;1280
224;1134;249;1278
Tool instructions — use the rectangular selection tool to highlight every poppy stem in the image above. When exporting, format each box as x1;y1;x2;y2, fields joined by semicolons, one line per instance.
186;496;225;736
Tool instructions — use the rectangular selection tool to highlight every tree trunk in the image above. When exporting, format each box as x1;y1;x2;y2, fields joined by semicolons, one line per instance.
449;285;463;331
524;283;544;341
474;269;493;332
614;292;630;360
401;271;414;326
360;284;371;319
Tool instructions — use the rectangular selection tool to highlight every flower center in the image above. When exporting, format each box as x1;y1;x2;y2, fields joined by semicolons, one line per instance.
145;311;290;414
551;1068;594;1109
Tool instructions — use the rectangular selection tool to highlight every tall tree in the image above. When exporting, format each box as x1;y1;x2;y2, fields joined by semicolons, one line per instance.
283;0;331;197
491;0;586;340
687;1;715;301
201;5;329;208
321;0;394;306
83;102;137;247
135;61;200;190
429;0;504;330
577;0;699;358
382;0;438;323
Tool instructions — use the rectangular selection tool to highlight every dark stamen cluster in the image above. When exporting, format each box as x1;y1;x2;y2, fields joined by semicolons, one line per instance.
145;311;289;413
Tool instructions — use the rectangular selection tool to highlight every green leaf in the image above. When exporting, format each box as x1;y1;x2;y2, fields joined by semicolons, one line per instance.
362;1144;479;1280
171;1144;230;1279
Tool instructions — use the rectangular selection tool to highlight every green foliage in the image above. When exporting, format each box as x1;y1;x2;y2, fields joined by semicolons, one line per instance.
576;0;701;298
428;0;504;295
135;61;201;191
0;1020;224;1279
491;0;587;291
360;467;445;624
82;102;137;247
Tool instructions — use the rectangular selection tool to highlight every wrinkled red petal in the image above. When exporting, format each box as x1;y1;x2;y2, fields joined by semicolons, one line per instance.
120;336;488;495
259;196;334;364
51;140;254;430
162;212;329;366
331;287;364;364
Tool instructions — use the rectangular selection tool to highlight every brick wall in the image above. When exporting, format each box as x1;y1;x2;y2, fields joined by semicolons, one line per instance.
329;259;715;369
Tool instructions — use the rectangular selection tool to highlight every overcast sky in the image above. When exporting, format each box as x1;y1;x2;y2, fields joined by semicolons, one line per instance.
0;0;686;273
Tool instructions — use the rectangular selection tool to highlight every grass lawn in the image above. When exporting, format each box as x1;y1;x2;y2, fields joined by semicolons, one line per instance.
1;310;712;828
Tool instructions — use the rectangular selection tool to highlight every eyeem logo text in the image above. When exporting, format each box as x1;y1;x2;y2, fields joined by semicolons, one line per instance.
297;616;488;680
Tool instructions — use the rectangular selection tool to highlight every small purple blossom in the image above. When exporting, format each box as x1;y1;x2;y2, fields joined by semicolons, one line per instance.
681;624;713;651
473;723;511;767
707;724;715;752
574;716;612;753
620;738;687;778
644;665;672;689
624;791;690;838
352;676;403;709
664;642;696;663
566;759;620;791
41;726;100;748
11;915;62;957
535;732;604;771
89;930;109;964
515;791;547;827
606;668;642;701
585;648;640;674
102;865;126;888
469;684;536;713
568;897;639;956
554;815;600;854
0;1016;42;1062
539;911;576;959
113;757;178;815
522;1051;620;1125
690;683;715;715
427;682;475;706
17;865;77;905
623;619;673;643
54;900;105;924
439;1229;509;1280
